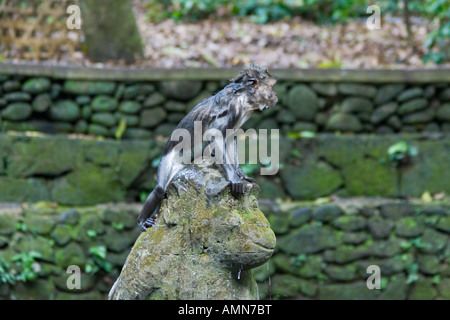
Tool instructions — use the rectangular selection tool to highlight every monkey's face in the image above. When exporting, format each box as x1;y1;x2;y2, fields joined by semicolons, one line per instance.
253;75;278;111
234;65;278;111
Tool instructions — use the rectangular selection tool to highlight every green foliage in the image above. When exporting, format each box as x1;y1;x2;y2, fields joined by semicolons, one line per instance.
292;253;307;267
111;222;125;231
141;0;450;64
0;259;15;285
115;118;127;140
11;251;42;283
422;0;450;64
387;141;418;168
85;246;113;274
0;251;43;285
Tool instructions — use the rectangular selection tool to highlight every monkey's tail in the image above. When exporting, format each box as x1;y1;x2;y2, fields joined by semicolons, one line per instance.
137;185;165;229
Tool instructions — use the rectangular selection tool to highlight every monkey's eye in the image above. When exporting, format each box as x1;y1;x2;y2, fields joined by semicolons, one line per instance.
247;79;258;87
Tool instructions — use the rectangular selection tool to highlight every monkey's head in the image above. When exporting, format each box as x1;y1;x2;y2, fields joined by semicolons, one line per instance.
231;64;278;111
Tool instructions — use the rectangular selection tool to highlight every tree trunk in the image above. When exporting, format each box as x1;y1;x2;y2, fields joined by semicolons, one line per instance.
80;0;143;63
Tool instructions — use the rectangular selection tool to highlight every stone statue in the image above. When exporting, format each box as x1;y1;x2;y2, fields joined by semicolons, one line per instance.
109;164;276;300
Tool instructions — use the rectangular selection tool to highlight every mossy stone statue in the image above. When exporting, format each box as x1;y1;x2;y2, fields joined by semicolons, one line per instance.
109;164;276;300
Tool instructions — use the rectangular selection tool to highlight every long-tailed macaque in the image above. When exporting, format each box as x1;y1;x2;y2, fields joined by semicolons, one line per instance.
137;64;278;230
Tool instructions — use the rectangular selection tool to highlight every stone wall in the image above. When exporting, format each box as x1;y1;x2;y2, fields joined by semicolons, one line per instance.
1;199;448;300
1;133;450;204
1;69;450;137
256;198;450;300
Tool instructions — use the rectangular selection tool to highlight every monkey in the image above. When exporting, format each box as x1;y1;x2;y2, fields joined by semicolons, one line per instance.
137;64;278;230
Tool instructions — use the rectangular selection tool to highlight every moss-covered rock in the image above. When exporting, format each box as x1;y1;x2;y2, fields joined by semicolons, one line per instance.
436;216;450;234
343;158;397;196
51;165;125;205
10;279;56;300
143;92;166;108
367;216;394;239
0;214;16;236
50;100;80;122
438;278;450;299
342;232;367;245
287;85;318;121
378;274;408;300
14;234;54;262
313;204;343;222
139;107;167;128
409;277;437;300
22;78;51;94
63;80;116;95
109;164;275;300
418;229;447;254
51;225;72;246
289;207;312;228
1;103;32;121
32;93;51;113
374;84;405;105
91;95;118;112
325;264;357;282
271;274;303;299
8;138;79;178
398;98;428;115
338;84;377;98
332;215;367;231
319;282;379;300
159;80;203;101
379;202;414;220
54;242;86;269
281;162;343;199
395;217;424;238
91;112;117;127
369;238;402;257
417;254;441;275
0;177;50;202
4;92;31;103
325;113;362;132
23;214;56;235
278;225;338;255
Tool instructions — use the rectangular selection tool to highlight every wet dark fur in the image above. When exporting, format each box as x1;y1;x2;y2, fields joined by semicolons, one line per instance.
138;64;278;230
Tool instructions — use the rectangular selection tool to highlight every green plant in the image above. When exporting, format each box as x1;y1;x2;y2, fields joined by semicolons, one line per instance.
292;253;307;267
11;251;42;283
86;229;97;238
115;118;127;140
0;259;15;285
387;141;418;168
111;222;125;231
85;246;113;274
421;0;450;64
406;262;419;284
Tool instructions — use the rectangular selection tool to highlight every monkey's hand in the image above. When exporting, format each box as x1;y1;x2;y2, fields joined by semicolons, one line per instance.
139;217;157;231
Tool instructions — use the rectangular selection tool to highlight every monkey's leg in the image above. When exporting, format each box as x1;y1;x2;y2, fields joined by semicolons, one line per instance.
137;151;185;230
223;136;245;197
233;136;258;184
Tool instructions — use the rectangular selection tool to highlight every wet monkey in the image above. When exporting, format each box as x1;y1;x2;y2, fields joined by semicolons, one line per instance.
137;64;278;230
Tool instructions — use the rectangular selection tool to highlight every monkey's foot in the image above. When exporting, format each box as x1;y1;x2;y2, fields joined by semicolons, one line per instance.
238;172;258;184
138;217;156;231
230;180;245;198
